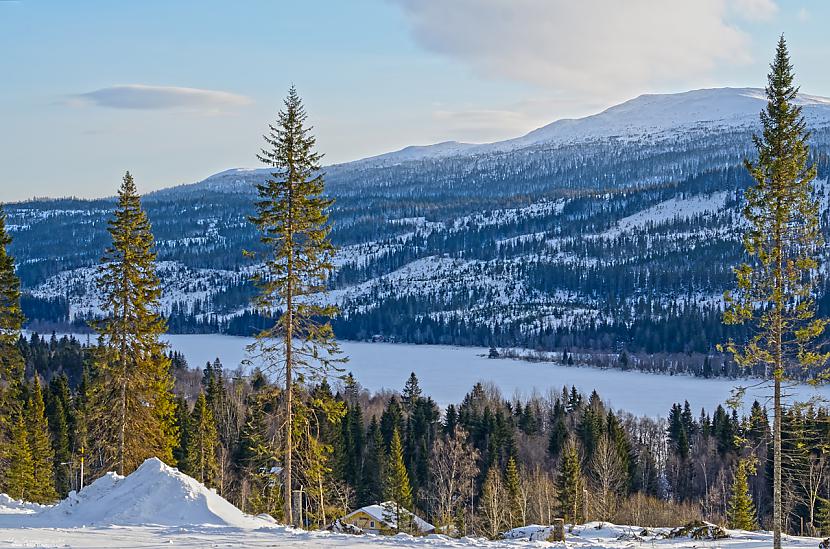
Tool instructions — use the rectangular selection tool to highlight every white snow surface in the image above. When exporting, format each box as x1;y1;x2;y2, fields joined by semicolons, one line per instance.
0;493;42;515
0;463;825;547
34;457;269;528
598;191;731;239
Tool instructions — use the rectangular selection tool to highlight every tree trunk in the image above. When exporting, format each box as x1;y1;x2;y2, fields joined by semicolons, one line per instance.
773;215;783;549
284;177;295;527
774;373;782;549
285;292;293;525
119;378;126;476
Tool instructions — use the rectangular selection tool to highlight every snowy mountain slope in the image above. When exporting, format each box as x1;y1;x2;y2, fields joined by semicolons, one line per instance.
8;87;830;353
597;191;732;239
496;87;830;150
153;87;830;198
317;87;830;166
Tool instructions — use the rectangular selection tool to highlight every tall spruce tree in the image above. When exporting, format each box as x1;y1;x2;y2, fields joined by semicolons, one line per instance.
728;459;759;531
0;206;25;488
46;375;72;496
359;416;385;506
383;428;413;533
504;456;522;528
26;377;58;503
90;172;177;475
723;36;828;549
187;392;220;487
557;439;585;525
249;87;344;525
5;411;34;500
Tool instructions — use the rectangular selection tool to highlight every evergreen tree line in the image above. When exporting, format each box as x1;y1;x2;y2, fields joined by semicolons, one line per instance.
9;342;830;540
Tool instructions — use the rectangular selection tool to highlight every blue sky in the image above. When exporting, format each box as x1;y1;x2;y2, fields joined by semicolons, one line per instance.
1;0;828;200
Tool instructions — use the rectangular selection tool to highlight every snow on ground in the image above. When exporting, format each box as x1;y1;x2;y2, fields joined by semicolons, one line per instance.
158;334;830;418
0;521;821;549
31;261;243;320
0;494;42;515
37;458;268;528
0;461;824;548
598;191;730;239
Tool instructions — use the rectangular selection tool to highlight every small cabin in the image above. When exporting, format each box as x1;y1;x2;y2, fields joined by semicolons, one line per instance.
341;502;435;535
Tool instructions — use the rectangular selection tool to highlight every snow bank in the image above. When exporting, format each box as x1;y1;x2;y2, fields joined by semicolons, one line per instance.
0;493;43;515
39;457;268;528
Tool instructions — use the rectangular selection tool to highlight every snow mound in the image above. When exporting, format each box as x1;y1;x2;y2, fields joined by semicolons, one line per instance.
40;457;268;528
0;493;43;515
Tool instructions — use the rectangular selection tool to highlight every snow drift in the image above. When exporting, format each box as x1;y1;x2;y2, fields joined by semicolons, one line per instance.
0;493;43;515
38;457;268;528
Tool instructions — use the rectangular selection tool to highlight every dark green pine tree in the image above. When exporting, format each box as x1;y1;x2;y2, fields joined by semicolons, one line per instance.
548;400;568;459
46;375;72;497
0;205;26;488
722;36;827;549
26;377;58;503
248;86;345;525
187;393;220;487
443;404;458;436
72;368;90;490
727;459;759;531
402;372;421;412
504;456;522;528
380;397;404;449
5;411;34;500
172;395;192;471
383;428;413;533
339;400;364;489
557;440;585;525
203;358;227;421
359;416;385;506
579;396;603;460
90;172;178;476
606;411;634;493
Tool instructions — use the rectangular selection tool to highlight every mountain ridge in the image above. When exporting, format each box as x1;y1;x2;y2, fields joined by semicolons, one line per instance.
159;86;830;198
8;85;830;356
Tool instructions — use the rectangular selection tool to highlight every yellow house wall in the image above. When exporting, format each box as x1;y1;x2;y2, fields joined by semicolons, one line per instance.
343;511;384;532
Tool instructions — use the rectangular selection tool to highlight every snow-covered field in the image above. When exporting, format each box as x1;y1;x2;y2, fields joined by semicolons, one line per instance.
158;334;830;417
0;522;821;549
0;457;823;548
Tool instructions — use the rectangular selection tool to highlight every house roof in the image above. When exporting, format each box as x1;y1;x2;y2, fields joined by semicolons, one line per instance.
343;502;435;532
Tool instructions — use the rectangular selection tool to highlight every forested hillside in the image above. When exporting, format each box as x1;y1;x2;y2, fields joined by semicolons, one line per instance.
8;88;830;357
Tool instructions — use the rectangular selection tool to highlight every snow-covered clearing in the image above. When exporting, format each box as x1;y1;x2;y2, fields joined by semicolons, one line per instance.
160;334;830;418
598;191;730;239
0;458;823;548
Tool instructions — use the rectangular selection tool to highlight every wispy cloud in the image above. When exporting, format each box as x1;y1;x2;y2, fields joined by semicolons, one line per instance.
392;0;758;103
69;84;252;112
432;96;607;142
730;0;778;21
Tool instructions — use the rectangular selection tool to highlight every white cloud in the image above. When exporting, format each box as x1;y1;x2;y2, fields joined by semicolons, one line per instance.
70;85;252;112
797;7;810;22
393;0;755;102
730;0;778;21
431;95;607;142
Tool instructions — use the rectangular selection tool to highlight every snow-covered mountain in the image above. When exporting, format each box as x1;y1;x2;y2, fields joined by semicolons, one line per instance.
164;87;830;197
333;87;830;165
8;87;830;354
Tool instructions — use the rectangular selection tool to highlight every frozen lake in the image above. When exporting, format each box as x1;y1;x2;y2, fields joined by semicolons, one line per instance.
156;334;830;418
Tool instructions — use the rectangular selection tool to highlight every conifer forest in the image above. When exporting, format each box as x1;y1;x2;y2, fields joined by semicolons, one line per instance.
5;6;830;548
